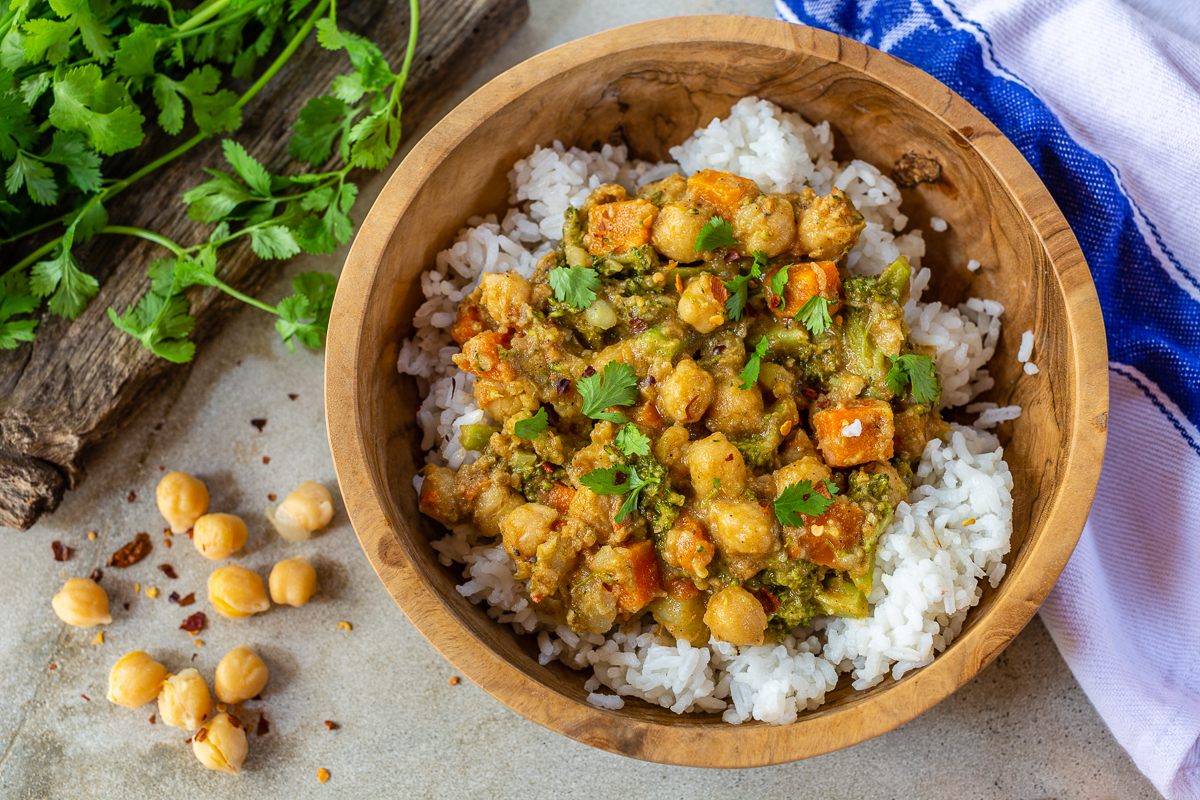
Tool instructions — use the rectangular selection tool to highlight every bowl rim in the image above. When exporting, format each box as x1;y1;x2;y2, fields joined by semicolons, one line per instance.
325;15;1109;766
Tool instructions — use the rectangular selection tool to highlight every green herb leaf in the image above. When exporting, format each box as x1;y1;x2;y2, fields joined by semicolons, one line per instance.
152;66;240;137
548;265;599;311
48;64;145;156
737;336;769;390
614;424;650;457
513;407;548;440
723;254;764;322
0;92;37;160
885;353;940;404
221;139;271;195
579;361;638;423
5;150;57;205
107;285;196;364
694;216;737;252
29;231;99;318
274;271;337;351
288;95;353;166
580;464;648;523
113;24;159;82
769;263;790;296
796;295;832;337
773;479;838;528
41;131;103;194
0;270;39;349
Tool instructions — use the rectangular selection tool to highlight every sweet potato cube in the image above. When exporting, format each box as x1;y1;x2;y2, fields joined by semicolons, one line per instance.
614;540;662;614
767;261;842;318
586;199;658;255
812;400;895;467
686;169;761;220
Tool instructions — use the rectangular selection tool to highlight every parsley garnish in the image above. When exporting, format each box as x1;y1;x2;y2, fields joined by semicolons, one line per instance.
885;354;940;404
548;265;600;311
579;362;639;422
694;217;738;252
769;263;791;297
737;337;770;390
796;295;833;336
614;424;650;457
513;407;549;440
580;465;650;523
723;250;766;321
774;479;839;527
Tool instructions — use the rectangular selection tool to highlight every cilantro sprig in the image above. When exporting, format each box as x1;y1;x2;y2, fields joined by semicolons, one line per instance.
773;479;839;528
580;464;650;523
579;362;639;423
737;336;770;390
769;263;790;297
513;407;548;440
797;295;833;337
614;424;650;457
549;265;599;311
723;249;766;321
885;354;940;404
694;217;737;252
1;0;423;363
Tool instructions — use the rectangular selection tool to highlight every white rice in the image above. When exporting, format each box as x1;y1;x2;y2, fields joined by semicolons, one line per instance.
967;259;981;272
929;215;948;232
398;97;1017;722
1018;330;1034;362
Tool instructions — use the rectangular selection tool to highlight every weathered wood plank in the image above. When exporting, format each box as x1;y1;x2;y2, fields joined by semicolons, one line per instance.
0;0;530;530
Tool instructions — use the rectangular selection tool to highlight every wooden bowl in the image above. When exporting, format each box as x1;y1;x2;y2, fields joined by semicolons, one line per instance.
325;16;1108;765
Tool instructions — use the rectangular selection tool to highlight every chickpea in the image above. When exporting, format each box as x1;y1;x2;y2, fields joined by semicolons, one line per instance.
685;433;747;499
192;712;248;775
703;585;769;646
472;482;524;539
268;555;318;607
676;275;726;334
266;481;335;541
706;499;777;556
192;513;248;560
480;271;531;326
499;503;558;561
156;471;210;534
158;668;213;730
208;566;270;619
107;651;168;708
704;376;764;436
657;357;715;423
732;194;796;257
51;577;111;627
773;456;833;496
651;203;711;262
214;645;269;704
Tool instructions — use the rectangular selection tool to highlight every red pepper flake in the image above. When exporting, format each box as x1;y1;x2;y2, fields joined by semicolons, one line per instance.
90;568;102;582
51;541;73;561
48;663;57;671
582;366;596;378
126;491;136;502
449;676;460;686
193;727;207;743
754;587;781;615
267;494;277;502
802;387;818;399
817;396;830;409
262;456;270;464
227;714;243;730
168;591;180;604
123;603;130;610
323;720;338;730
288;393;298;401
178;593;195;607
191;653;197;661
630;318;649;334
539;462;553;474
149;714;156;725
107;533;152;568
713;344;727;356
184;737;192;744
186;528;194;540
159;564;178;579
80;694;90;702
163;538;171;548
257;715;270;736
724;453;734;461
251;418;267;432
158;465;166;471
180;612;206;633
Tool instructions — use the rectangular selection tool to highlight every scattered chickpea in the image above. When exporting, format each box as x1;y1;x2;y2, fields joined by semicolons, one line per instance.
268;556;318;607
208;566;270;619
156;471;210;535
266;481;335;541
192;513;249;560
192;712;248;775
51;577;112;627
107;651;168;708
317;768;330;783
87;531;97;541
159;668;214;730
214;645;269;704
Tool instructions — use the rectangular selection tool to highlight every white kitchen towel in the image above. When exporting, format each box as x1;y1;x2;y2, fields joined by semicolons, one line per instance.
774;1;1200;796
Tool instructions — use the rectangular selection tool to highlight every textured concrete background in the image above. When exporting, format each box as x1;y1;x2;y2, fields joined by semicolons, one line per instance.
0;0;1183;797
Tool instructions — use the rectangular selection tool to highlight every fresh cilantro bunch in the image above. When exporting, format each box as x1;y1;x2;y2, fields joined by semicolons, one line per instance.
0;0;422;362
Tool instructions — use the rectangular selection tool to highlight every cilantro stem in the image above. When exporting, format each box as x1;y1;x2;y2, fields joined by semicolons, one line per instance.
212;282;278;315
396;0;420;90
101;226;186;257
7;238;62;277
175;0;233;33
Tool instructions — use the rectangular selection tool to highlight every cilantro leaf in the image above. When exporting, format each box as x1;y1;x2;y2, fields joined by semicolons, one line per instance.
0;270;39;349
769;263;790;296
737;336;769;390
0;91;37;159
885;354;940;404
723;254;764;322
773;479;838;528
42;130;102;193
513;407;548;440
548;265;599;311
289;95;354;166
580;464;648;523
249;225;301;259
152;66;241;137
578;361;638;423
5;150;57;204
107;285;196;364
614;424;650;457
796;295;832;337
113;24;159;82
49;64;145;155
221;139;270;195
274;271;336;351
694;217;738;252
29;232;99;318
64;198;108;243
20;72;52;105
182;170;255;223
348;102;401;170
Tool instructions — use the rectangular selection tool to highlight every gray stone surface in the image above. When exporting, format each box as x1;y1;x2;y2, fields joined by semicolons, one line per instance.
0;0;1165;797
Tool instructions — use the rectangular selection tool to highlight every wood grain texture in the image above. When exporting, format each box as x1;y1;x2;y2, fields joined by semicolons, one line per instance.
0;0;530;531
325;16;1109;765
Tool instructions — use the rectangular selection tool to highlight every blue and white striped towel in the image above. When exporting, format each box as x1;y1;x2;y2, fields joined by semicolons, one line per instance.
775;0;1200;796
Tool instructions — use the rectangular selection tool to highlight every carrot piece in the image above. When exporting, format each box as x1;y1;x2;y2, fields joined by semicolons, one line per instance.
686;169;760;220
586;199;658;255
811;400;895;467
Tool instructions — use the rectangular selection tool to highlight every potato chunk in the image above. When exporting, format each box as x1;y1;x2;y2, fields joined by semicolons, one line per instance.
657;356;715;423
651;202;711;262
765;260;841;319
685;433;746;499
703;585;768;646
676;275;727;333
812;399;895;467
585;199;658;255
687;169;761;221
